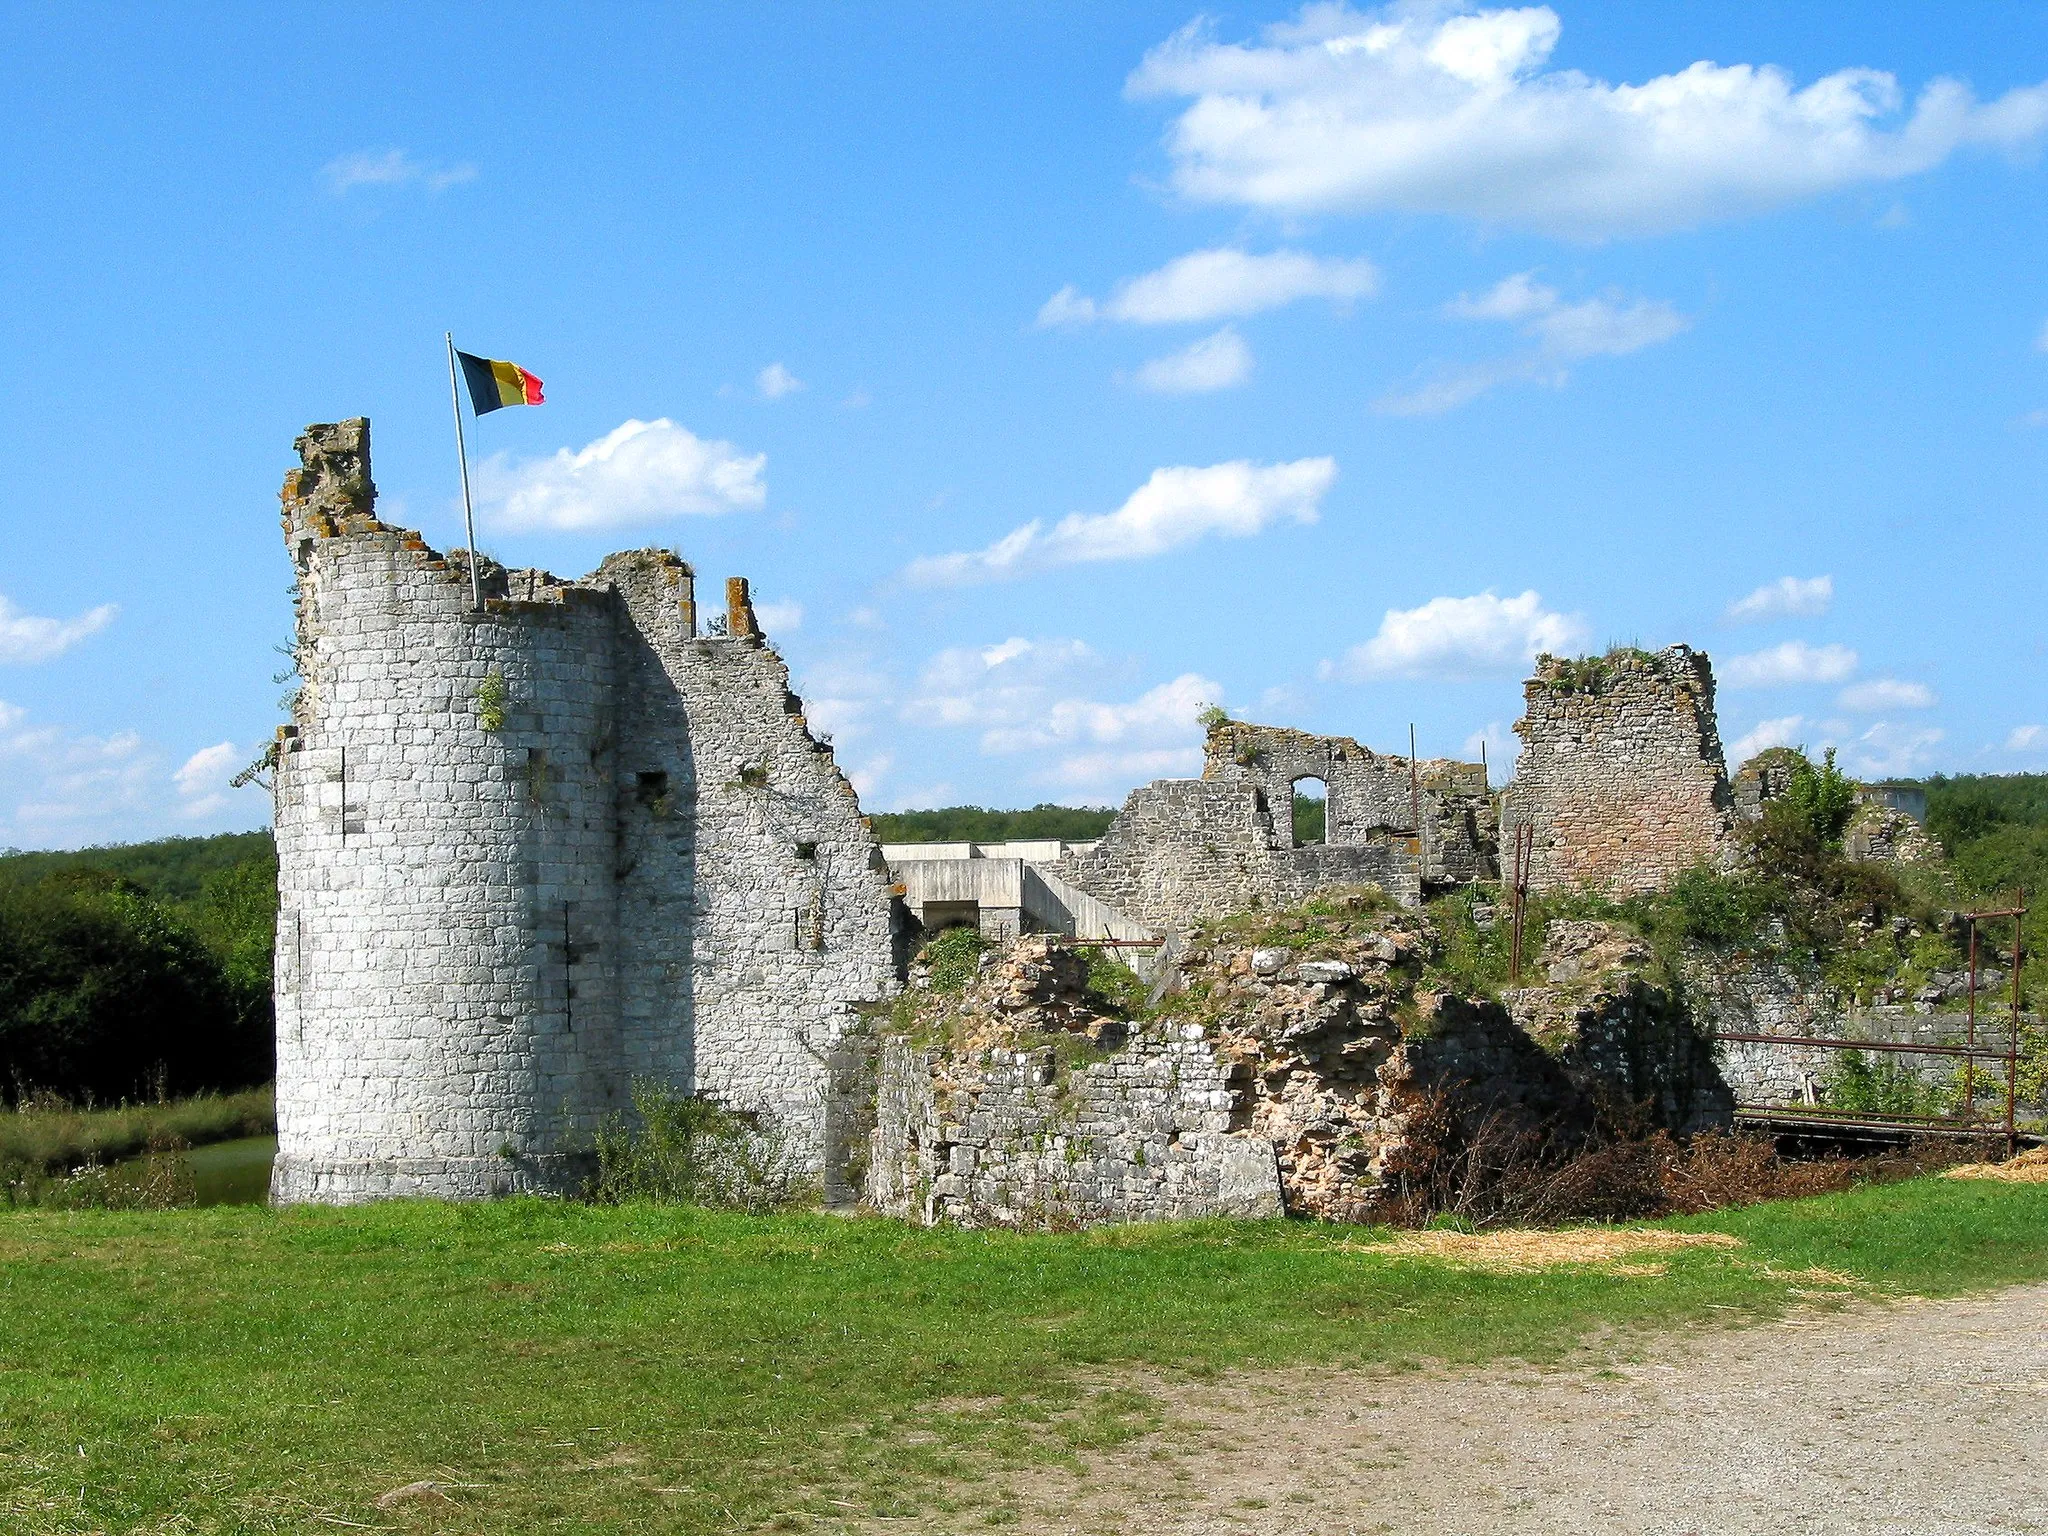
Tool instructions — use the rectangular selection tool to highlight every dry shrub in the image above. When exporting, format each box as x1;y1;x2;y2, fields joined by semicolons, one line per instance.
1379;1083;1994;1228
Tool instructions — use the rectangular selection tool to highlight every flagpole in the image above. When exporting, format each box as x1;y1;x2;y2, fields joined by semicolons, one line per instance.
445;332;483;611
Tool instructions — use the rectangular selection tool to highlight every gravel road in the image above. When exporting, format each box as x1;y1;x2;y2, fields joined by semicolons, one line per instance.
936;1281;2048;1536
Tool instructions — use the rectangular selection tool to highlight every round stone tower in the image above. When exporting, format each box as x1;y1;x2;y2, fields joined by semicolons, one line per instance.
270;420;624;1199
268;420;898;1203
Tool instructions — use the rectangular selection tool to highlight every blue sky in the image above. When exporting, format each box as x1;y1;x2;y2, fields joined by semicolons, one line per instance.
3;2;2046;848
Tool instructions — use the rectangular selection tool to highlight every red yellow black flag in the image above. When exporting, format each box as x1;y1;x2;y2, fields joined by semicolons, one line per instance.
456;350;545;415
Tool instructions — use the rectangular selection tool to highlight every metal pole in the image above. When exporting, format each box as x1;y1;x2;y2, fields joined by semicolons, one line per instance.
1408;723;1421;833
445;333;483;611
2011;892;2025;1154
1965;917;1979;1123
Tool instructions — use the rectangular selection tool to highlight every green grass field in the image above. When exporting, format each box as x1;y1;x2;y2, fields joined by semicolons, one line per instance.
3;1176;2044;1534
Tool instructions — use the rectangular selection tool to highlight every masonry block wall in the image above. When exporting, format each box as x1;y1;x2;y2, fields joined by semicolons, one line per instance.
1052;778;1420;927
1504;646;1734;895
1201;721;1497;888
866;1031;1284;1225
270;420;896;1203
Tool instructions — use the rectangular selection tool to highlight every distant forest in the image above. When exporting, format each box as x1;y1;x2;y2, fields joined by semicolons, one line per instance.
868;804;1118;843
2;775;2041;1105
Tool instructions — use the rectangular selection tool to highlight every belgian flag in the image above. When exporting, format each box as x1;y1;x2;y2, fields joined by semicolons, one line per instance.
456;350;545;415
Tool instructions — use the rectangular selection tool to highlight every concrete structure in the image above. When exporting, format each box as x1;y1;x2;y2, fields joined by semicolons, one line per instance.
1504;646;1734;895
269;419;896;1203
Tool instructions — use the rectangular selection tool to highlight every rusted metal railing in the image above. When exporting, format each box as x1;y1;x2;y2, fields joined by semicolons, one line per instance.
1717;892;2030;1151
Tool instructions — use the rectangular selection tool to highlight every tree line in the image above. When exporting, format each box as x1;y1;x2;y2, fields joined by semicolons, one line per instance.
1;774;2038;1106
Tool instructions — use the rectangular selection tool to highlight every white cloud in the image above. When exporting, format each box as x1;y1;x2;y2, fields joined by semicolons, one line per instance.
1726;575;1833;623
323;149;474;195
1463;721;1521;780
904;457;1334;586
1721;640;1859;687
1838;678;1936;712
1132;328;1254;393
1378;272;1686;415
1844;721;1944;778
1127;5;2048;238
2005;725;2043;752
173;741;240;820
905;638;1217;797
1050;748;1204;793
1728;714;1806;763
1037;286;1099;328
1328;590;1587;681
2037;319;2048;353
793;654;895;748
1446;273;1687;356
474;419;766;532
846;753;893;802
1041;248;1379;327
0;596;117;665
752;599;803;634
756;363;805;400
0;702;156;841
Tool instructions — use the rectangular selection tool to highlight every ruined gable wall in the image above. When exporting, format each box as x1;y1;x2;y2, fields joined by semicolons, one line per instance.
1504;646;1733;896
271;421;895;1204
608;563;898;1168
1202;721;1496;886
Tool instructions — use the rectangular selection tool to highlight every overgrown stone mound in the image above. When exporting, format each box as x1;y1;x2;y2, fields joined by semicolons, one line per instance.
864;890;1734;1227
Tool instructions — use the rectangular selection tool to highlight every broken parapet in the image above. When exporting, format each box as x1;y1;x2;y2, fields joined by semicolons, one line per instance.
270;419;897;1204
1505;646;1734;895
1202;719;1497;888
1051;777;1422;926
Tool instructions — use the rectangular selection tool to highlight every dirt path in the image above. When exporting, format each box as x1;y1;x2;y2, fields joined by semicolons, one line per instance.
911;1282;2048;1536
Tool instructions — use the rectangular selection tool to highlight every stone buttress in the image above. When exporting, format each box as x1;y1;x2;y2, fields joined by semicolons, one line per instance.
269;419;895;1203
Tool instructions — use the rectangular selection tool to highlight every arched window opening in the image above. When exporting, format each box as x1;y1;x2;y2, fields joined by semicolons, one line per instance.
1291;777;1327;847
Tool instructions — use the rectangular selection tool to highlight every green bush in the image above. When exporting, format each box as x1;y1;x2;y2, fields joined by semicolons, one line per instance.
1291;792;1325;846
0;873;270;1104
1769;747;1859;848
587;1080;816;1212
919;925;991;992
1822;1051;1933;1119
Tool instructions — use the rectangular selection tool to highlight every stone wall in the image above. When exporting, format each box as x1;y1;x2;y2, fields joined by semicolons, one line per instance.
1201;721;1497;888
271;419;897;1203
867;1031;1283;1225
866;912;1736;1229
1504;646;1733;895
1050;778;1419;928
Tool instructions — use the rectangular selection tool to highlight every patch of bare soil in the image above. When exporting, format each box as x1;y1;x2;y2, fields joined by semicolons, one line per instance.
873;1282;2048;1536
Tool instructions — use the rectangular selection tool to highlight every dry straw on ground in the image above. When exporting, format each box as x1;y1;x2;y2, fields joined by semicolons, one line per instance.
1353;1227;1745;1272
1942;1147;2048;1184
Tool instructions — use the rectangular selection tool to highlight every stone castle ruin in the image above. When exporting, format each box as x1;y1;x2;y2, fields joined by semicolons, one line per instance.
270;420;895;1202
267;418;1942;1212
1502;646;1734;895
